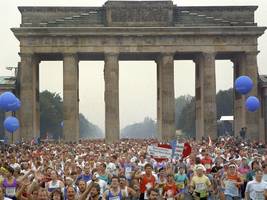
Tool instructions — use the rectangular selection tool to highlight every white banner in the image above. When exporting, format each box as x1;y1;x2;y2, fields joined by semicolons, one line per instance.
174;143;184;158
147;145;172;159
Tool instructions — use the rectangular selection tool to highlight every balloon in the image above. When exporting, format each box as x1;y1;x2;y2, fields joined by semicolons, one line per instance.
3;116;20;133
0;92;18;112
245;96;260;112
235;76;253;95
9;98;21;112
61;121;64;128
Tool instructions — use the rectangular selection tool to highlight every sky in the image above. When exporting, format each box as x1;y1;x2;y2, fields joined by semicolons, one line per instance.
0;0;266;131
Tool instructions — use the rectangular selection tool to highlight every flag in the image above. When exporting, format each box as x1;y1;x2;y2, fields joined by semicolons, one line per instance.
31;138;35;146
170;139;177;157
182;142;192;158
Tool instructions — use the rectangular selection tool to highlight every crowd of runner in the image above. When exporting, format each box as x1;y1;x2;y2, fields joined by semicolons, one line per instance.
0;136;266;200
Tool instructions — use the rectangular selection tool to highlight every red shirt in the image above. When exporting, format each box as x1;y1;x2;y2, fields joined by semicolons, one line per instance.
201;157;213;173
140;174;156;193
163;182;178;197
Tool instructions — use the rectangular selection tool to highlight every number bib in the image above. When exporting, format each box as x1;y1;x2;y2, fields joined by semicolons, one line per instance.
144;183;152;200
109;196;120;200
225;180;239;197
125;167;132;179
5;187;16;197
254;190;264;200
177;182;185;189
195;183;207;198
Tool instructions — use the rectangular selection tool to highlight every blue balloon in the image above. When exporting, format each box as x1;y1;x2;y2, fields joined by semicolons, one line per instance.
61;121;64;128
0;92;18;112
245;96;260;112
9;98;21;112
235;76;253;95
3;116;20;133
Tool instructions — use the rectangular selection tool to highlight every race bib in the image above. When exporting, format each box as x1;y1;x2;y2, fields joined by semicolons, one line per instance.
109;196;120;200
5;187;16;197
205;164;211;169
177;182;185;189
166;189;173;197
225;180;239;196
254;190;264;200
195;183;207;198
195;183;206;191
125;167;131;173
146;183;152;190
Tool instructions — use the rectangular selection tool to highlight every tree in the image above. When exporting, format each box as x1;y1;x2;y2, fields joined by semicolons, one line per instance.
40;90;103;139
175;95;193;129
216;89;233;119
40;90;63;139
79;113;103;138
177;97;196;137
176;88;233;136
121;117;156;138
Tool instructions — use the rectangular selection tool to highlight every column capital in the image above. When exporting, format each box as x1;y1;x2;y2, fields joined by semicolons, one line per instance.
63;53;78;58
19;53;41;63
159;52;175;57
199;51;217;57
156;52;174;63
244;51;260;56
104;52;119;57
19;52;34;57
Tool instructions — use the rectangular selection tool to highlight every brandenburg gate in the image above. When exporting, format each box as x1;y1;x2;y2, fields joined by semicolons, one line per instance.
12;1;266;143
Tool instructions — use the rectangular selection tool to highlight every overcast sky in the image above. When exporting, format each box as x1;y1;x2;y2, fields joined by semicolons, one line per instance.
0;0;266;131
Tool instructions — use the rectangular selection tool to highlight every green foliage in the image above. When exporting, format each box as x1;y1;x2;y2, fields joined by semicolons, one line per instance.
177;88;233;137
40;90;103;139
177;97;196;137
216;89;233;119
40;90;63;139
121;117;156;138
79;113;103;138
175;95;193;129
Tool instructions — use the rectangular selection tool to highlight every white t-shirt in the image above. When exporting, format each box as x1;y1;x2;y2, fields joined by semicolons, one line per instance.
107;162;117;175
245;180;267;200
87;179;107;195
4;197;12;200
262;174;267;182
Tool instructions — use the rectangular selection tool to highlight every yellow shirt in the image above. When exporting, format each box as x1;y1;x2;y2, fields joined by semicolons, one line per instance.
191;175;211;198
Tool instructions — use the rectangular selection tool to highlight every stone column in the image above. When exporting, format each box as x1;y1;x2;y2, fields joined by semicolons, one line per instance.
19;53;39;141
157;53;175;142
104;53;120;144
63;53;79;142
194;57;204;141
156;59;162;141
263;88;267;143
245;52;259;141
33;59;40;138
197;52;217;139
232;54;246;137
